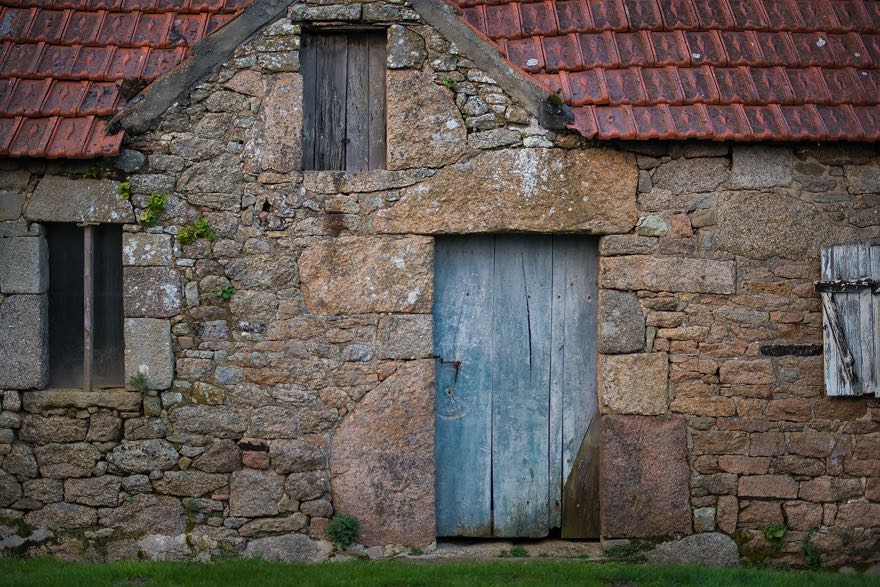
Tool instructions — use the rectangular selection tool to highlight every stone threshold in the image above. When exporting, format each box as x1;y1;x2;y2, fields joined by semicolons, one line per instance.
430;538;604;560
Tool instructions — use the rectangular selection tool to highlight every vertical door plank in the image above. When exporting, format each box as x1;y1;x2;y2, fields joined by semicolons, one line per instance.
492;235;553;537
871;244;880;397
367;32;387;170
344;34;370;172
548;240;565;529
315;34;348;170
555;237;599;537
300;33;318;170
434;236;495;536
821;243;873;396
856;243;875;392
837;243;863;395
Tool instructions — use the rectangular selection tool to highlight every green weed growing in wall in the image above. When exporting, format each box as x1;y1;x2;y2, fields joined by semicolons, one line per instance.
178;217;217;245
762;522;788;551
129;372;149;393
117;181;132;200
139;192;167;227
215;285;236;302
327;514;359;550
83;159;113;179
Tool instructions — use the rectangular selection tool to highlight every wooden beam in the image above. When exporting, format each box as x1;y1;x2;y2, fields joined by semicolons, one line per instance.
82;224;95;392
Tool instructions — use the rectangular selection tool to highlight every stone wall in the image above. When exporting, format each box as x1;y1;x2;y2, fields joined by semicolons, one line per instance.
597;142;880;567
0;0;633;562
0;0;878;568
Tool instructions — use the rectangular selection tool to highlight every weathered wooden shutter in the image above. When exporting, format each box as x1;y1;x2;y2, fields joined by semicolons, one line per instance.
818;241;879;397
301;31;386;172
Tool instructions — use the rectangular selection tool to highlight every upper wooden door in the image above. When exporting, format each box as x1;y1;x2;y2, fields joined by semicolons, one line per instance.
434;235;598;538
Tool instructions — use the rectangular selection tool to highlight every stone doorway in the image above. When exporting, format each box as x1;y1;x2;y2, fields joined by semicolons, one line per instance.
433;235;599;538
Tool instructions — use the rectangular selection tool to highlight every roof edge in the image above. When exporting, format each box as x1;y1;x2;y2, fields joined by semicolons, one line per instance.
409;0;572;130
111;0;301;135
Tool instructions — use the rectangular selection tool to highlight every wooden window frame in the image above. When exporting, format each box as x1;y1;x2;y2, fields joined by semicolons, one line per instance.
47;222;124;391
301;28;387;172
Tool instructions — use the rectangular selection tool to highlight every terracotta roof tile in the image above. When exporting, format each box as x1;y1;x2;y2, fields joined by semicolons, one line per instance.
0;0;252;158
449;0;880;140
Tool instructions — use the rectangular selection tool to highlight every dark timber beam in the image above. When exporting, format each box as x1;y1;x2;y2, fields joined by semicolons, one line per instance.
111;0;303;134
408;0;572;130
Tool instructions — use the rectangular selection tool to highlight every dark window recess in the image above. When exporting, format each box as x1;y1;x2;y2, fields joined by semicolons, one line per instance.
47;223;124;389
301;30;387;172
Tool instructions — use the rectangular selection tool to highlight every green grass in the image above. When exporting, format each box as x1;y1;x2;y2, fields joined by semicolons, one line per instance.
2;558;878;587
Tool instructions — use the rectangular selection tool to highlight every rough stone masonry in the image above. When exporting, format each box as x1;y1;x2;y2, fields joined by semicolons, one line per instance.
0;0;878;568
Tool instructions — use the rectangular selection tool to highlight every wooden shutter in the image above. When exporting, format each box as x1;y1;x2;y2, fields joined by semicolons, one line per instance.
301;31;386;172
818;241;879;397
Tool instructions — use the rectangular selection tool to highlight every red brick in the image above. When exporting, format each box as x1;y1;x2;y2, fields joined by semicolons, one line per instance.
739;475;798;499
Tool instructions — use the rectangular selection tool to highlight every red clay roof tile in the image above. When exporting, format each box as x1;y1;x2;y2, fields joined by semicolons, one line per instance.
4;0;880;153
451;0;880;141
0;0;251;158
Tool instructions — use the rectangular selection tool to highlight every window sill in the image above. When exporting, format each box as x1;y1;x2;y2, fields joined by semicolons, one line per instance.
22;388;143;412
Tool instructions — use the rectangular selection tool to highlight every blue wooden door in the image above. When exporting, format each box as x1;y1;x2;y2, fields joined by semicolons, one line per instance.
434;235;598;537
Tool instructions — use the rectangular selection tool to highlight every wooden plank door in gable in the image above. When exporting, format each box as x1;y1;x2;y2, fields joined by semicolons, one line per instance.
434;235;598;538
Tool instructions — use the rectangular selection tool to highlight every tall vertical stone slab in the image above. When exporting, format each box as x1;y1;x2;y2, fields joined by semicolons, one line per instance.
0;236;48;294
124;318;174;390
0;294;48;389
600;415;691;537
330;360;435;546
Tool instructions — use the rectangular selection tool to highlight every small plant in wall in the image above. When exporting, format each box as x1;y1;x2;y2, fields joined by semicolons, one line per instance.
129;372;150;393
762;522;788;551
117;180;132;201
82;159;113;179
178;217;217;245
440;76;457;91
327;513;359;551
215;285;236;302
139;192;167;227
